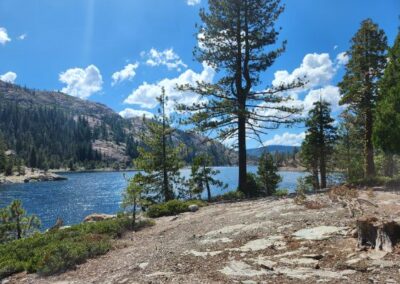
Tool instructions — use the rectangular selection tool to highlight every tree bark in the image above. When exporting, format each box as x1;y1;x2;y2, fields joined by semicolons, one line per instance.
364;104;375;178
238;110;247;192
357;217;400;252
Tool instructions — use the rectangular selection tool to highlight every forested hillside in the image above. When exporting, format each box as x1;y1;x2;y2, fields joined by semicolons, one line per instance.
0;81;233;170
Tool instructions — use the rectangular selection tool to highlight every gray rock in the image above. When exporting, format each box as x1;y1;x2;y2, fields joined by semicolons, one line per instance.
188;204;199;212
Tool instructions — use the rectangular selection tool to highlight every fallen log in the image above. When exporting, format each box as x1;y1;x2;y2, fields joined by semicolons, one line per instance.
357;217;400;252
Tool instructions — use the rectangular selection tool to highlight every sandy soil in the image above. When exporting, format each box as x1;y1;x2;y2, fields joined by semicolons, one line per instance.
5;190;400;284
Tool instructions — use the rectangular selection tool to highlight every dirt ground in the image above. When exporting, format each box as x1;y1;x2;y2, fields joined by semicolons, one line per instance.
4;189;400;284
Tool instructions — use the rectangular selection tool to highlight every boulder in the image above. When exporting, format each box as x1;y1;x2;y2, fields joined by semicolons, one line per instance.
84;213;116;223
188;204;199;212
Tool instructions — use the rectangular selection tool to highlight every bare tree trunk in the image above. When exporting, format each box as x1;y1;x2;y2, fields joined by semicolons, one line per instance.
364;106;375;178
238;111;247;193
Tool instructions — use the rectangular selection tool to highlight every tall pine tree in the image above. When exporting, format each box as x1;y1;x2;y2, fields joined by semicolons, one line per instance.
135;88;184;202
374;31;400;177
301;100;337;189
178;0;302;192
338;19;388;178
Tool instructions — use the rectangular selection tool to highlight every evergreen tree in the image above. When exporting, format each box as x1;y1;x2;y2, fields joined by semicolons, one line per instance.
178;0;302;192
0;200;40;242
338;19;388;178
257;153;282;196
122;173;147;228
135;88;184;202
301;101;337;189
188;154;226;201
374;32;400;177
0;135;6;174
334;111;364;181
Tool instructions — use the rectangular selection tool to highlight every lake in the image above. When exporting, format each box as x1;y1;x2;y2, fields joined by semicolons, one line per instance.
0;167;306;229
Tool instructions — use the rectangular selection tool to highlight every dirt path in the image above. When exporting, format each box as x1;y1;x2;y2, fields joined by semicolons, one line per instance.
5;190;400;284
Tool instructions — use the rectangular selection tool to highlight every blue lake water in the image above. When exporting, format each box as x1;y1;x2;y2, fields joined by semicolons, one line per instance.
0;167;306;229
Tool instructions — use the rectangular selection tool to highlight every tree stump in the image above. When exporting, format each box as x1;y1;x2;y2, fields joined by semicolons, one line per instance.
357;217;400;252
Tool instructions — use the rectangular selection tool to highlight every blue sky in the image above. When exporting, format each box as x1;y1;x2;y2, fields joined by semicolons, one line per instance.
0;0;398;148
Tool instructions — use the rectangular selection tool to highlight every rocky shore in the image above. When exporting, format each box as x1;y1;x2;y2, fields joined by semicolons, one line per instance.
5;188;400;283
0;168;67;185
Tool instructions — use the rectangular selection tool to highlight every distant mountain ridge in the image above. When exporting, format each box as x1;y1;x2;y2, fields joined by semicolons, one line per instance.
247;145;299;158
0;81;234;168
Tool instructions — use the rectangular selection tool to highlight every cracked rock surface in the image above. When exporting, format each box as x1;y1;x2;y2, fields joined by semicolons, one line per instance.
5;190;400;283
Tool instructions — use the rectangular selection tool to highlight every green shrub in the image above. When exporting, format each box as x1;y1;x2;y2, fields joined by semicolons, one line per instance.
351;176;390;187
212;191;245;202
238;173;262;198
0;217;153;279
274;188;289;197
385;176;400;188
146;200;207;218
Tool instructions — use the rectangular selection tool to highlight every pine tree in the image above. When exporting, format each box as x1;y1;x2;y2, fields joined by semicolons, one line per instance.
188;154;226;201
257;152;282;196
0;200;40;242
339;19;388;178
178;0;303;192
301;101;337;189
0;135;6;174
135;88;184;202
374;31;400;177
122;173;147;228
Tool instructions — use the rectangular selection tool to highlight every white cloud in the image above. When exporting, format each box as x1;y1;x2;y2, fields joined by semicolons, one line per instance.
59;65;103;99
124;62;215;113
143;48;187;71
187;0;200;5
272;53;335;89
111;62;139;86
0;27;11;45
0;71;17;83
17;34;27;40
303;85;343;113
336;52;349;65
119;108;154;119
264;132;305;147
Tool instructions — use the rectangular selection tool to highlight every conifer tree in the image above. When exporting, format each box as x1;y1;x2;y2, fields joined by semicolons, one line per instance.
178;0;302;192
188;154;226;201
0;135;6;174
301;101;337;189
257;152;282;196
135;88;184;202
0;200;40;242
339;19;388;178
374;32;400;177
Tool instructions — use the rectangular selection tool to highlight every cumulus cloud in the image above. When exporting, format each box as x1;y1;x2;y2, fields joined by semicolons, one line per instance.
303;85;343;113
336;52;349;65
143;48;187;71
187;0;200;5
111;62;139;86
0;27;11;45
124;62;215;113
272;53;335;89
0;71;17;83
264;132;306;147
119;108;154;119
59;65;103;99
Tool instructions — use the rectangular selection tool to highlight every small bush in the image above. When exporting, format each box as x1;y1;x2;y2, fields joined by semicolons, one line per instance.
384;176;400;188
146;200;207;218
351;176;389;187
212;190;245;202
274;188;289;198
238;173;262;198
0;217;154;279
